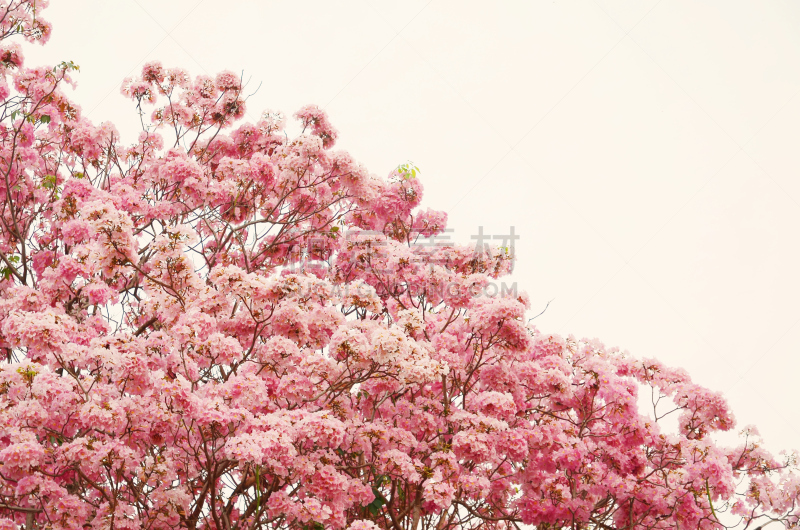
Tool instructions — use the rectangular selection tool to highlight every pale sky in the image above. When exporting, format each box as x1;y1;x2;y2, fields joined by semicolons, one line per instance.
25;1;800;456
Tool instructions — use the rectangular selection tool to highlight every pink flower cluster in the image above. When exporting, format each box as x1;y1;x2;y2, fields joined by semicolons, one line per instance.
0;3;798;529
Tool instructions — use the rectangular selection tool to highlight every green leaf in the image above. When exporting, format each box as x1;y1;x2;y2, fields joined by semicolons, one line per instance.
40;115;50;124
56;60;80;72
42;174;57;189
365;476;388;515
367;496;383;515
395;161;421;180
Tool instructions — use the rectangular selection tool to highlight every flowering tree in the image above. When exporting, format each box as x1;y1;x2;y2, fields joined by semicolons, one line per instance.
0;2;799;529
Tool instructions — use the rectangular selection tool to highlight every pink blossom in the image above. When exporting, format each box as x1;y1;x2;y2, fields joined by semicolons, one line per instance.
0;6;795;529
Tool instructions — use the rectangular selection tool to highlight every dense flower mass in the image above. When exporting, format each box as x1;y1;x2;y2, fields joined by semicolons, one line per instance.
0;2;799;529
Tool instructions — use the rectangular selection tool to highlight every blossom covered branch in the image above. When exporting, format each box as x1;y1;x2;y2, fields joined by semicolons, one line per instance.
0;2;799;529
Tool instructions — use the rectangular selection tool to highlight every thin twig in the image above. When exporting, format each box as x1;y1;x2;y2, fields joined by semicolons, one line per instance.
528;298;554;322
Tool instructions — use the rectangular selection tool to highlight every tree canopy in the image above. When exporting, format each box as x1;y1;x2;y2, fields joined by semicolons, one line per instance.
0;2;798;529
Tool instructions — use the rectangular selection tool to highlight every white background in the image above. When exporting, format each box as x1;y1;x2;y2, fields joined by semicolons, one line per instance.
25;1;800;457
